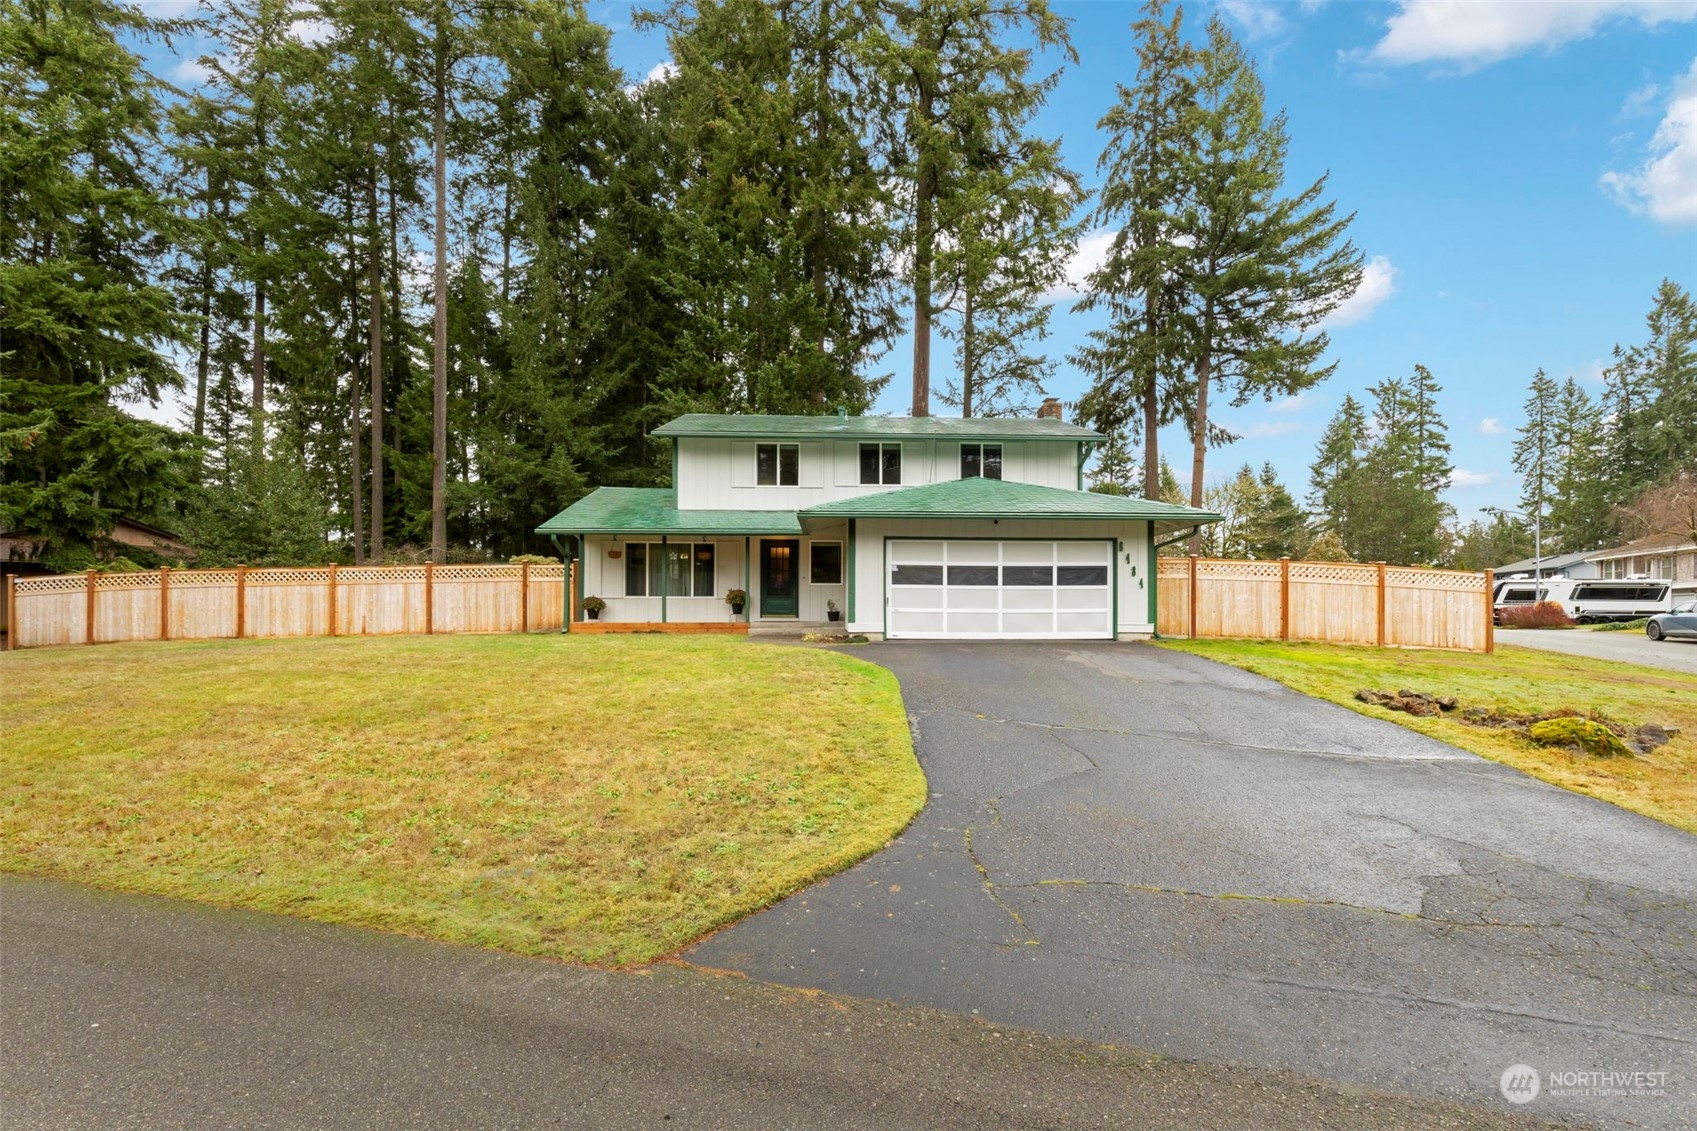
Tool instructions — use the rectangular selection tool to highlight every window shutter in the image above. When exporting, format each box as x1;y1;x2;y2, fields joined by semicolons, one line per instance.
730;442;756;487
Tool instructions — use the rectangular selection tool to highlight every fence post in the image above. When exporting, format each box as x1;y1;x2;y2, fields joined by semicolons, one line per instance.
1375;561;1387;646
235;565;247;639
5;574;15;651
1279;557;1291;641
425;562;434;635
1483;569;1495;655
85;570;97;645
159;567;171;641
327;563;338;637
1188;555;1199;640
520;561;530;633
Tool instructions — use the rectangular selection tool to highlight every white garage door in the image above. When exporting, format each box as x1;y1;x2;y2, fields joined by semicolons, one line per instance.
886;540;1113;640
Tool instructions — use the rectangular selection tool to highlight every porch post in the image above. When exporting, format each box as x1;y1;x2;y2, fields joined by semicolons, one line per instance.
743;536;751;622
847;520;856;627
660;534;668;624
1146;522;1156;632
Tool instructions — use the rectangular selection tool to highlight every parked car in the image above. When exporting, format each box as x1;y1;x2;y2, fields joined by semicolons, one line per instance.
1646;601;1697;641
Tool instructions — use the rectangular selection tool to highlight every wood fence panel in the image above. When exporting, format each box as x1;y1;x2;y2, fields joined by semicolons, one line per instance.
1156;559;1190;636
12;575;88;647
433;564;523;634
1288;562;1381;645
1384;567;1488;652
1195;559;1283;639
92;573;159;644
527;565;567;632
335;566;427;635
168;571;239;639
243;569;332;638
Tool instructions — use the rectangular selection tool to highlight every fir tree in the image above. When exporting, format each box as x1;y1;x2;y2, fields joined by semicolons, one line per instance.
1087;429;1138;496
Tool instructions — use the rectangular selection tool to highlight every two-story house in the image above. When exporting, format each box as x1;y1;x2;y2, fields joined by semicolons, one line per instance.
537;407;1220;640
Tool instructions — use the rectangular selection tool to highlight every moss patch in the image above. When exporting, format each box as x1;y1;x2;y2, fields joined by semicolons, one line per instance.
1528;717;1632;758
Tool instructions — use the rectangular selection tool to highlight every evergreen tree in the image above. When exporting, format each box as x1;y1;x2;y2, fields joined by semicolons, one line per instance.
1073;0;1193;499
1245;462;1308;559
0;0;198;567
869;0;1073;417
1545;374;1608;551
1087;429;1138;495
1636;278;1697;477
1172;17;1362;552
1308;393;1365;530
1511;368;1558;550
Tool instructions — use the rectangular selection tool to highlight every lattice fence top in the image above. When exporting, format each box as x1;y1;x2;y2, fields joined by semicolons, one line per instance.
436;563;523;580
1290;562;1380;583
1386;567;1484;591
91;572;159;591
1198;559;1281;581
338;566;427;584
246;568;332;586
170;570;240;587
14;575;88;595
1157;559;1191;578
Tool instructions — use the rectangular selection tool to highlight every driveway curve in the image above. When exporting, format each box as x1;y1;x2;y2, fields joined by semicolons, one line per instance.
688;642;1697;1130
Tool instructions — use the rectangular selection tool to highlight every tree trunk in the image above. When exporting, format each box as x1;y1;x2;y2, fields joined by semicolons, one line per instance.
961;282;974;418
250;265;265;446
193;247;212;439
348;191;364;565
810;0;831;401
911;137;933;419
1188;301;1213;556
431;9;449;563
368;178;384;561
1141;287;1160;499
388;169;403;493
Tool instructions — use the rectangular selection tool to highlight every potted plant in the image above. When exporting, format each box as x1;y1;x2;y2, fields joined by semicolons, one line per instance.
826;599;841;622
582;595;606;620
725;588;747;617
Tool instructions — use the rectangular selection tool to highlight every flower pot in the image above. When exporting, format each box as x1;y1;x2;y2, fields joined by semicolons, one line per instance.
586;608;601;620
730;603;745;617
827;610;841;622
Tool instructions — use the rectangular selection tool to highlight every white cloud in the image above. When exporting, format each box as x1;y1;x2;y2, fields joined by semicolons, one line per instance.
1218;0;1288;38
1042;227;1118;304
646;59;679;84
1319;255;1398;328
1448;468;1497;488
1479;417;1504;435
1244;420;1304;438
288;17;333;46
1270;391;1323;414
1366;1;1697;68
1601;58;1697;225
174;54;213;85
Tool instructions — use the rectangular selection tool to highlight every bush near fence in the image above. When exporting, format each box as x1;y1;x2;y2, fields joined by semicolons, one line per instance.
4;563;569;650
1156;557;1493;653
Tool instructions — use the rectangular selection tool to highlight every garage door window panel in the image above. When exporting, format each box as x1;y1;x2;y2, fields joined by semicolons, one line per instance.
1058;566;1109;586
947;565;999;585
892;564;944;586
1003;565;1053;586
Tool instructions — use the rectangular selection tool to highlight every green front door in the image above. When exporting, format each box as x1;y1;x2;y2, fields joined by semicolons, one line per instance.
760;540;800;617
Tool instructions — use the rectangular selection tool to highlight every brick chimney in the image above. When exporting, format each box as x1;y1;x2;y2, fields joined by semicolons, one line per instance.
1036;397;1063;422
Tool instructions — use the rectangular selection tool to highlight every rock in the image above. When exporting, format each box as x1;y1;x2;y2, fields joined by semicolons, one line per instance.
1355;689;1388;704
1528;717;1632;758
1436;696;1459;711
1634;724;1674;750
1397;689;1423;701
1461;706;1489;719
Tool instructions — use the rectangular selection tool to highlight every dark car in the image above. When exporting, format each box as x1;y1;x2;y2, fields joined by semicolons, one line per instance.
1646;600;1697;641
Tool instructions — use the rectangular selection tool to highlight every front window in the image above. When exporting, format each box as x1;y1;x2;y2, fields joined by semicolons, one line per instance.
810;542;843;585
624;542;714;597
960;443;1002;480
859;443;901;485
757;443;799;486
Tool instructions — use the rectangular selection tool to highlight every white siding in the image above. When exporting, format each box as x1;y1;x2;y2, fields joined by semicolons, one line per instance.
847;518;1152;637
578;529;851;625
673;435;1084;509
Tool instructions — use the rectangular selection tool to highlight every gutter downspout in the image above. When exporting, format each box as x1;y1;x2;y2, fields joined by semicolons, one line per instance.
847;519;856;628
660;534;668;624
1146;521;1157;635
548;534;574;633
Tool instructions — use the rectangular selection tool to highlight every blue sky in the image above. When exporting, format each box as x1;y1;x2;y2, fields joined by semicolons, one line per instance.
138;0;1697;522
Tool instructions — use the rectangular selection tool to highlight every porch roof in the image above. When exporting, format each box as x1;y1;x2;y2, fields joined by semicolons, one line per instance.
536;488;803;537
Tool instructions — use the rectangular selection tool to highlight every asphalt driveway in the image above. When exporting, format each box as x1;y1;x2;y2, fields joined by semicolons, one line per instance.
689;642;1697;1130
1498;626;1697;675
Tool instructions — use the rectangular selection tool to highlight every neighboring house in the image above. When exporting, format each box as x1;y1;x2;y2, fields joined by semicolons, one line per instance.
1586;537;1697;603
1;518;196;635
537;406;1220;640
1492;549;1602;582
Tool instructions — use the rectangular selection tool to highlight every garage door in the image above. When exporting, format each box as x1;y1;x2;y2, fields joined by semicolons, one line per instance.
886;540;1113;640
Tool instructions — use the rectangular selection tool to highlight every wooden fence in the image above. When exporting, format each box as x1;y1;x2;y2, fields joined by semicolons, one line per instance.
4;563;569;650
1156;557;1493;653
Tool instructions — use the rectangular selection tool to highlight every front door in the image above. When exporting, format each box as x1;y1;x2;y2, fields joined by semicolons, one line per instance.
760;540;800;617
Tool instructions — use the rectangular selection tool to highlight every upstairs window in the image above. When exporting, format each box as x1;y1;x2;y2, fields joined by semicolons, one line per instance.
757;443;799;486
859;443;902;485
960;443;1002;480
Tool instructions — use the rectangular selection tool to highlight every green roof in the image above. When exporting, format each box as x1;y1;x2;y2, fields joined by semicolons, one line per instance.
800;478;1222;526
652;412;1102;442
536;488;803;536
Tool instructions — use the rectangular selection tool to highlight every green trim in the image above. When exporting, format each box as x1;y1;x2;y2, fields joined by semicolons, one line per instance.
549;535;570;633
670;438;678;488
743;536;750;622
880;535;1117;640
1146;521;1157;631
1154;526;1202;551
660;534;668;624
847;518;857;627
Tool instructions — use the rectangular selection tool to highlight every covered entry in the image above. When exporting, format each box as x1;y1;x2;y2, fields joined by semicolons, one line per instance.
886;539;1113;640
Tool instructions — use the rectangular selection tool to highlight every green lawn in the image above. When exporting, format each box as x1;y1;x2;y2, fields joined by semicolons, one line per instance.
1157;639;1697;835
0;634;924;966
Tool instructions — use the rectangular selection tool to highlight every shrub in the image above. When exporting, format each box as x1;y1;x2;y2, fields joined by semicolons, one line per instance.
508;553;557;564
1593;617;1651;632
1498;601;1574;629
1529;717;1631;758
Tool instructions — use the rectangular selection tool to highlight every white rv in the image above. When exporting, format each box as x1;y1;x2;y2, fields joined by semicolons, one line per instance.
1493;576;1674;624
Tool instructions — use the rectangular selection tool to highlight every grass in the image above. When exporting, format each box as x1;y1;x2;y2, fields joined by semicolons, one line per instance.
1156;638;1697;834
0;634;924;966
1592;617;1651;632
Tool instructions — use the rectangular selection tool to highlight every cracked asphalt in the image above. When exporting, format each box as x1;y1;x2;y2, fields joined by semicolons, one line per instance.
687;642;1697;1130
